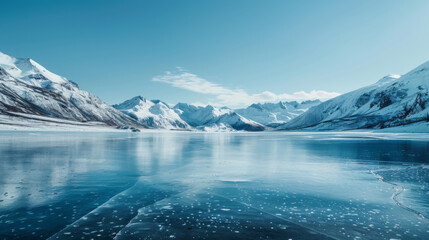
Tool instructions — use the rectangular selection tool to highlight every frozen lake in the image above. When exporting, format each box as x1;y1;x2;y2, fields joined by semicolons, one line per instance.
0;131;429;239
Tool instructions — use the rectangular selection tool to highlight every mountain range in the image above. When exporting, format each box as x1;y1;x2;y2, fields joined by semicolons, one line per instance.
235;100;321;127
112;97;266;131
1;51;428;132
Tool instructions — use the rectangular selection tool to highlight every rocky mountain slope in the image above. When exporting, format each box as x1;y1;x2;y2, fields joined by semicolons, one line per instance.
278;61;429;131
0;51;142;128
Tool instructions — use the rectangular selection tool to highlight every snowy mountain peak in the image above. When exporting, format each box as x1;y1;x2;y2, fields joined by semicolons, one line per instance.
172;103;265;131
134;96;146;101
150;99;170;106
376;74;401;85
174;102;192;109
0;51;68;85
113;97;190;129
113;96;149;110
248;103;265;111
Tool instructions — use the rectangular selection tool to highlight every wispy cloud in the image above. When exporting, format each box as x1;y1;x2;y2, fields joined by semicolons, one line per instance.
153;68;340;108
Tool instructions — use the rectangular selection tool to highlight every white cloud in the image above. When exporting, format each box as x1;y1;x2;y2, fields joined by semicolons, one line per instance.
152;68;340;108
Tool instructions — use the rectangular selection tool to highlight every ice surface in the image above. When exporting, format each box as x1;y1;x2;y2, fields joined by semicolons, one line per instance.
0;132;428;239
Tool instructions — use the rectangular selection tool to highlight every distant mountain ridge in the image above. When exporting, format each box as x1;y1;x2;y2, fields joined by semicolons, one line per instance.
173;103;266;131
113;98;268;131
235;100;321;127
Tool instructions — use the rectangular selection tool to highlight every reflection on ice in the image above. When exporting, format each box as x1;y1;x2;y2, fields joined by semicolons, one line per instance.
48;178;185;240
0;131;428;239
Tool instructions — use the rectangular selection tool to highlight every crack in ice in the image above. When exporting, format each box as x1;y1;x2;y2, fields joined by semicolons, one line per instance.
370;170;429;221
45;178;143;240
113;188;202;239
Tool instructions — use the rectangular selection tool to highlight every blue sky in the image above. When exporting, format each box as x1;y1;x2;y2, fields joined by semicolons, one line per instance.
2;0;429;107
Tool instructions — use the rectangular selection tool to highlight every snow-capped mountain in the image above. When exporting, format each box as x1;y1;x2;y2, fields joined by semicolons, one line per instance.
235;100;321;127
113;96;190;129
112;99;266;131
5;50;427;132
0;51;141;127
173;103;266;131
278;61;429;131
